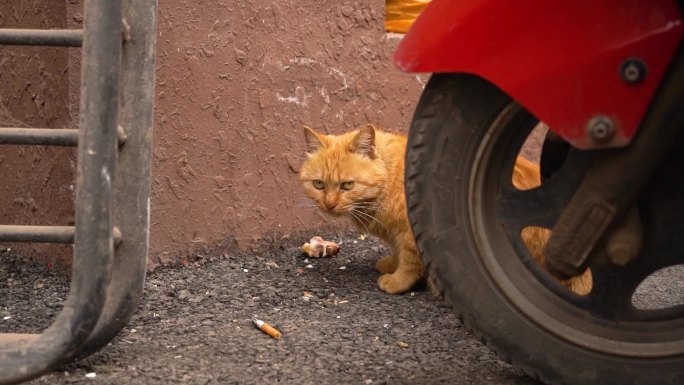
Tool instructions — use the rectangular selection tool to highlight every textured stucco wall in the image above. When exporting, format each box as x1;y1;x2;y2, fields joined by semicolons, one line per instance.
150;0;425;259
0;0;426;265
0;2;76;264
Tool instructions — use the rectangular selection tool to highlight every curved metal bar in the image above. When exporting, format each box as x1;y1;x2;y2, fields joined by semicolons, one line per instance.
0;0;122;383
78;0;158;358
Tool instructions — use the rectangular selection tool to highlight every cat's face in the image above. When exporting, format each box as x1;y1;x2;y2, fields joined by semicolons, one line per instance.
299;125;387;217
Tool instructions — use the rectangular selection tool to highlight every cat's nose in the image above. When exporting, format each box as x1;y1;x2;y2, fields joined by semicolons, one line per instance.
324;196;337;210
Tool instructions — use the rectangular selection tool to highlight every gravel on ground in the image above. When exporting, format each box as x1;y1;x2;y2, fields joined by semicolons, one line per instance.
1;233;539;385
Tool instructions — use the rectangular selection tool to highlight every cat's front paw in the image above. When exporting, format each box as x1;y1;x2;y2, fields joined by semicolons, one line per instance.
378;272;418;294
375;255;397;274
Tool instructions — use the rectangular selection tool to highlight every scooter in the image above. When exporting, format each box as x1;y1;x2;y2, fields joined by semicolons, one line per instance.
393;1;684;384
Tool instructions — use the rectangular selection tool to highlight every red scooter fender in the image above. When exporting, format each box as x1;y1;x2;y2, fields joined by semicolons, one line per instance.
393;0;683;149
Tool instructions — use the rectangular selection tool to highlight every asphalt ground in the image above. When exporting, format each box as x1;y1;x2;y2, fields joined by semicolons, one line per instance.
1;233;681;385
1;233;538;385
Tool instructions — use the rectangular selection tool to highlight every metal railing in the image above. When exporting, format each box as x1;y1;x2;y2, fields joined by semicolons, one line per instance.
0;1;158;383
0;29;83;47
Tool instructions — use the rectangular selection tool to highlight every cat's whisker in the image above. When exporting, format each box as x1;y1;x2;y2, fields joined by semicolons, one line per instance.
352;200;386;208
347;210;362;228
295;202;320;208
352;201;383;207
352;203;387;214
349;210;380;230
353;199;380;206
347;210;372;235
351;208;382;226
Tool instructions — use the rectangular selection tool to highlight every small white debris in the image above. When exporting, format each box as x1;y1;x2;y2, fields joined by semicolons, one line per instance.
305;264;313;269
3;316;11;320
365;379;373;384
302;296;310;302
130;328;137;333
85;372;96;379
338;300;349;304
303;258;309;263
353;240;358;244
383;324;389;329
339;266;347;270
243;269;249;273
336;316;341;319
359;234;366;241
174;355;182;359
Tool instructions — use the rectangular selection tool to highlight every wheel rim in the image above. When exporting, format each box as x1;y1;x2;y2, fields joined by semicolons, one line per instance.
468;103;684;358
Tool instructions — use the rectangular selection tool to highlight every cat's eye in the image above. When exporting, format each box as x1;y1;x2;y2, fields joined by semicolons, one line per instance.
313;180;325;190
341;181;354;190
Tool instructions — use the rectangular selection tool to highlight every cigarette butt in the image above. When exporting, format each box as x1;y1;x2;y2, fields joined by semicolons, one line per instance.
252;318;281;340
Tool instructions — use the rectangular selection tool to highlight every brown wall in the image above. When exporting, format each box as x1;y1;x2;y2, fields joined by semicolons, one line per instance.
0;2;76;264
0;0;426;265
150;0;425;259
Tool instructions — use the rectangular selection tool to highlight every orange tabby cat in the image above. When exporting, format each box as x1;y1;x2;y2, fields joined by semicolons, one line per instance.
300;124;421;294
300;124;591;295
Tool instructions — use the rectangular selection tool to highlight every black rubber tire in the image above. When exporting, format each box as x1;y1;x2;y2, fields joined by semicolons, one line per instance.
405;73;684;385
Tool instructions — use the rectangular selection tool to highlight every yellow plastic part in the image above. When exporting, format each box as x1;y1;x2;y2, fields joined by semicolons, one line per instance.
385;0;431;33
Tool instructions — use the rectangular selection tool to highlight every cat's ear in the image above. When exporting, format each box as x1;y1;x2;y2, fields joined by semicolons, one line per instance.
303;125;327;154
351;124;376;159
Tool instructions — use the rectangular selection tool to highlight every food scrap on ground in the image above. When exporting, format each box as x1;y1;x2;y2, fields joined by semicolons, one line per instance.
301;236;341;258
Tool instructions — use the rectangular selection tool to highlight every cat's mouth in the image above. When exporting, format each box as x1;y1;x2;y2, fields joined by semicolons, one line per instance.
321;204;350;217
327;207;348;217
